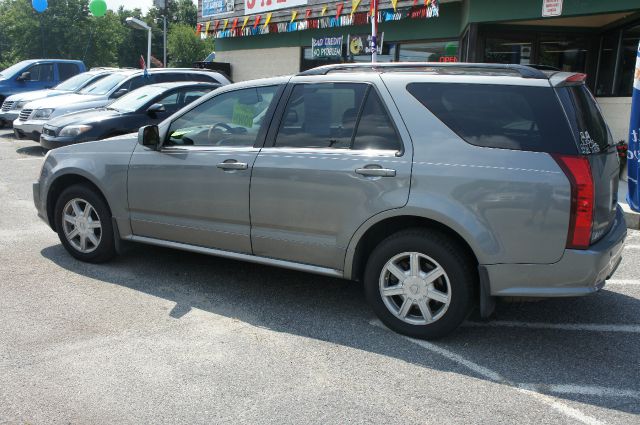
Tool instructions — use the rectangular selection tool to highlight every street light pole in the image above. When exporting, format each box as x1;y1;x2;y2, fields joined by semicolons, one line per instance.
163;15;167;67
125;17;152;69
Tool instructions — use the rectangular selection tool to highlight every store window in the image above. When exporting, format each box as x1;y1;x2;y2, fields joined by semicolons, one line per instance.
618;24;640;97
538;37;589;72
484;38;533;65
595;32;619;96
398;40;458;62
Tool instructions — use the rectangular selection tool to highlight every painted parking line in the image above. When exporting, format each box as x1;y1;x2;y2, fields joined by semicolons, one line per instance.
606;279;640;286
370;320;604;425
624;244;640;250
464;320;640;333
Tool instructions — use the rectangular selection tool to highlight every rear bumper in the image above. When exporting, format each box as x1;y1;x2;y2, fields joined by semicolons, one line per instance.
485;205;626;297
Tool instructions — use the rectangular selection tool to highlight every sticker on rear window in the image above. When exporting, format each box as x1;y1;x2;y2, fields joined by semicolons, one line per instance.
579;131;601;154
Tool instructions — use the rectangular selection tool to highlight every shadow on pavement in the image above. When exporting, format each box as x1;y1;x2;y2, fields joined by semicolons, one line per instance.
16;145;45;157
41;242;640;414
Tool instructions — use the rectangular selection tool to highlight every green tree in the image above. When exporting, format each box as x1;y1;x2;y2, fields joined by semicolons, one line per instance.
167;24;213;67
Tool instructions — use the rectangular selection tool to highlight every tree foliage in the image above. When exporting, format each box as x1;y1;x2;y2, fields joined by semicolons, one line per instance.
167;24;213;67
0;0;207;70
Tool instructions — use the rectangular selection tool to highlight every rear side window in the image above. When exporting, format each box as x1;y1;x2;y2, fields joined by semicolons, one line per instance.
153;73;185;83
58;63;80;80
185;73;220;84
407;83;578;155
556;85;613;154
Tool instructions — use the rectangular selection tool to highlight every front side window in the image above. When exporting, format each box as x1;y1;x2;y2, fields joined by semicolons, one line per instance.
167;85;278;147
274;83;368;149
352;90;401;151
26;63;54;82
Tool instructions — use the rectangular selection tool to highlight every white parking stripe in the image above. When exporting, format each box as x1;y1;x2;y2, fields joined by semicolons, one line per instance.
517;383;640;400
370;320;604;425
606;279;640;286
465;320;640;333
624;244;640;250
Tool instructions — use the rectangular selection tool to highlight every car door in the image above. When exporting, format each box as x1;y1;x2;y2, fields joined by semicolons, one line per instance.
250;75;413;271
127;84;282;253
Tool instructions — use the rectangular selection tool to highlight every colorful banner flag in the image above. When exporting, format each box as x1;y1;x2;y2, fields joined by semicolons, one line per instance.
291;10;298;22
321;6;328;16
204;21;211;36
223;18;228;31
627;40;640;211
195;23;202;35
232;17;239;30
263;12;272;28
305;9;312;19
336;3;344;18
242;16;250;30
351;0;361;16
253;14;262;29
391;0;397;11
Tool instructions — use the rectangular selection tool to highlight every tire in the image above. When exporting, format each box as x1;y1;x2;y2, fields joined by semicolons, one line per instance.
54;184;116;263
364;228;476;340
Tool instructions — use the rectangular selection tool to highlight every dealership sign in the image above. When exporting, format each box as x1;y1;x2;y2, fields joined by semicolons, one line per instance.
312;36;343;58
542;0;563;17
245;0;308;15
203;0;234;17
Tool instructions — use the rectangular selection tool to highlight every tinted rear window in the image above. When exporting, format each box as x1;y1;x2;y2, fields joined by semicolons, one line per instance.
407;83;577;155
556;85;613;154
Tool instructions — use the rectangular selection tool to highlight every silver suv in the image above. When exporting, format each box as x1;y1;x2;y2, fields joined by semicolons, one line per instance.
33;63;627;339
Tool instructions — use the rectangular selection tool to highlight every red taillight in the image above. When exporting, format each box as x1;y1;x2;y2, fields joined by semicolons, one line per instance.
552;154;594;250
565;73;587;83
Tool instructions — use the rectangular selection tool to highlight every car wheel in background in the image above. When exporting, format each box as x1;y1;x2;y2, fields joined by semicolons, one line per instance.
364;228;476;339
54;184;116;263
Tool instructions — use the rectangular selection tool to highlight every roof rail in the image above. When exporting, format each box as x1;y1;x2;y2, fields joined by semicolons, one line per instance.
297;62;549;79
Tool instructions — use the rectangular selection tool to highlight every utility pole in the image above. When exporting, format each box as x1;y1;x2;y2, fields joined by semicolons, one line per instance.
163;0;169;67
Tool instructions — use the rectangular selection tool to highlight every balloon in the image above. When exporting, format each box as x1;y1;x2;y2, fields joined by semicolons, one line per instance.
89;0;108;17
32;0;48;13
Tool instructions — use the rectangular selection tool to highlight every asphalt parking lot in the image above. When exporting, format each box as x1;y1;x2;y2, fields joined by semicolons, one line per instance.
0;129;639;424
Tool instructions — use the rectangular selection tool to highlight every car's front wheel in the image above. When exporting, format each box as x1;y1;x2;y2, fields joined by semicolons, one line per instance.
54;184;116;263
364;229;476;339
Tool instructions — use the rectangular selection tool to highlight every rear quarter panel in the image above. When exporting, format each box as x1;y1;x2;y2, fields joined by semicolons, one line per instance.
380;74;572;265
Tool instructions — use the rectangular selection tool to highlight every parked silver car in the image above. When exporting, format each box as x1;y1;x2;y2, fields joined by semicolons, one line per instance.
33;63;627;339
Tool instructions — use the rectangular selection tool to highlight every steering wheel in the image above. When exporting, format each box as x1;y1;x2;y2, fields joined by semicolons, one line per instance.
207;122;233;143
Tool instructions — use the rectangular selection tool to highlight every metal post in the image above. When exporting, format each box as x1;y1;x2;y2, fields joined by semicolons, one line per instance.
147;28;152;69
371;0;377;63
163;15;167;67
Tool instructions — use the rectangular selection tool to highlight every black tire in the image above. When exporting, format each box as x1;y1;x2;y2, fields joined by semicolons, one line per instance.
54;183;116;263
364;228;476;340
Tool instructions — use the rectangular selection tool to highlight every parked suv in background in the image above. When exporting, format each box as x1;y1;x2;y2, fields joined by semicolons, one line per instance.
0;59;86;127
14;68;231;141
1;68;115;127
33;63;626;339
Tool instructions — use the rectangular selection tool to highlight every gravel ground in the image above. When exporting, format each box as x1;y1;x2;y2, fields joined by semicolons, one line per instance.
1;129;639;424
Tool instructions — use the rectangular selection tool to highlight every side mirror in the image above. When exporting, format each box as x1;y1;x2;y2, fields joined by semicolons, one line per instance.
146;103;166;115
16;71;31;82
138;125;160;149
112;88;128;99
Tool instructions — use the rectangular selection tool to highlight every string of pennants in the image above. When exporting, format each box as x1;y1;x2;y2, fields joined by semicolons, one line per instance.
196;0;439;39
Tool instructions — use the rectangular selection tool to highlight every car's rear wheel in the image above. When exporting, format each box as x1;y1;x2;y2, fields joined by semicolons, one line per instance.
364;228;476;339
54;184;116;263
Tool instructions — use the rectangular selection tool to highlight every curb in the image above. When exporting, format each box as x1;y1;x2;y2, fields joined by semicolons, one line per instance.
622;204;640;230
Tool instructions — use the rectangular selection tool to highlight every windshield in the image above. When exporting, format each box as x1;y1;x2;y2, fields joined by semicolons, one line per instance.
109;85;166;112
0;61;31;78
54;72;101;92
79;73;127;95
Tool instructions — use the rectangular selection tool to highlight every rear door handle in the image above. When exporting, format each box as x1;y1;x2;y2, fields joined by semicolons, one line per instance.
217;161;248;170
355;167;396;177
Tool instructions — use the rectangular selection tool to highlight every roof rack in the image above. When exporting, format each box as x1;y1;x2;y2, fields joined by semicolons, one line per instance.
297;62;549;79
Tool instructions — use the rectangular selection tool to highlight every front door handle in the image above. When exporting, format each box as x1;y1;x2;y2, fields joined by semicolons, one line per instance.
355;167;396;177
217;161;248;170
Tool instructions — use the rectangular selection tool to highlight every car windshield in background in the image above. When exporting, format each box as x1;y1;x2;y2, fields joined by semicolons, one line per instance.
0;61;30;78
79;73;127;95
407;82;578;155
109;86;166;112
54;72;100;92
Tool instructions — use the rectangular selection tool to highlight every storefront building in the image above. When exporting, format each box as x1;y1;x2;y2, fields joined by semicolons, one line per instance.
198;0;640;139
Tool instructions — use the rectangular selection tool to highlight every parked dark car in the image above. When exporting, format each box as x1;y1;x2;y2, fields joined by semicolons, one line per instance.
40;82;217;149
